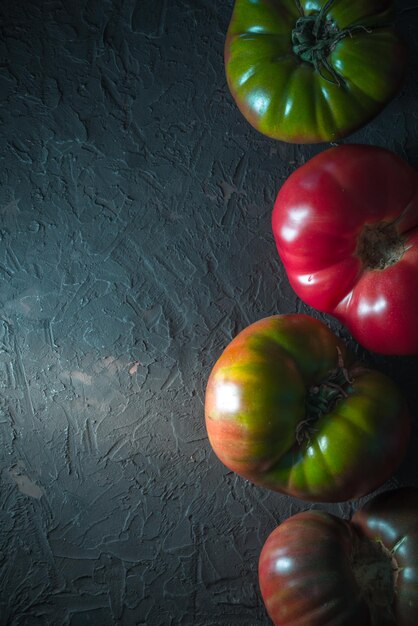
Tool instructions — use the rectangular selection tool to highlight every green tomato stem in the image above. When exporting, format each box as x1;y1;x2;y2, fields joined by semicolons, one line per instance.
292;0;372;85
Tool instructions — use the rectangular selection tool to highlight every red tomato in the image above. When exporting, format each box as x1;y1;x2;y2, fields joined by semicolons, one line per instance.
272;144;418;355
259;487;418;626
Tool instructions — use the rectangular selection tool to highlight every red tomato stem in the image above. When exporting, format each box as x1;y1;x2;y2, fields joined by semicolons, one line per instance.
356;221;406;270
351;536;399;625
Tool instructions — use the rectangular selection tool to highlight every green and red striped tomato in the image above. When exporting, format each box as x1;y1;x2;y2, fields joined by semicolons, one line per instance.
205;314;410;502
259;488;418;625
225;0;406;143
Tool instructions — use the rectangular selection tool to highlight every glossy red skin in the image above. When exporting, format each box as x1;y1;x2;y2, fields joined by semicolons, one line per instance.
272;144;418;354
259;488;418;626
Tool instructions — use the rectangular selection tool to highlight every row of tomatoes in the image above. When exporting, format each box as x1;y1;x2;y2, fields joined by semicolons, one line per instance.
205;313;416;624
205;0;418;623
205;143;418;624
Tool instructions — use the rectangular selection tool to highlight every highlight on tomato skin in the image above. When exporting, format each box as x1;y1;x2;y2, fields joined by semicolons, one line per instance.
258;488;418;626
272;144;418;355
204;314;411;503
225;0;406;144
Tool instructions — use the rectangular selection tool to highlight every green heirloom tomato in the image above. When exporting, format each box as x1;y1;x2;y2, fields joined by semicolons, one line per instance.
225;0;406;143
205;315;410;502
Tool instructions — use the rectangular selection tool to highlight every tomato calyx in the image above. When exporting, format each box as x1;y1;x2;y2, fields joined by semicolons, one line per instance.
292;0;371;85
296;347;353;444
351;535;400;625
356;221;407;271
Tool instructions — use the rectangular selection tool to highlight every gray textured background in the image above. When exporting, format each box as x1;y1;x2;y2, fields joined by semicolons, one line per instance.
1;1;418;624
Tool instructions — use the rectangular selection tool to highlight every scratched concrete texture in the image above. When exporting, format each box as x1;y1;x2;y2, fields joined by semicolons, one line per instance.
0;0;418;624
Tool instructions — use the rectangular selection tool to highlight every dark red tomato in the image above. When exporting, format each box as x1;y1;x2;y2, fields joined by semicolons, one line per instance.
272;144;418;354
259;488;418;626
205;314;410;502
352;488;418;626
